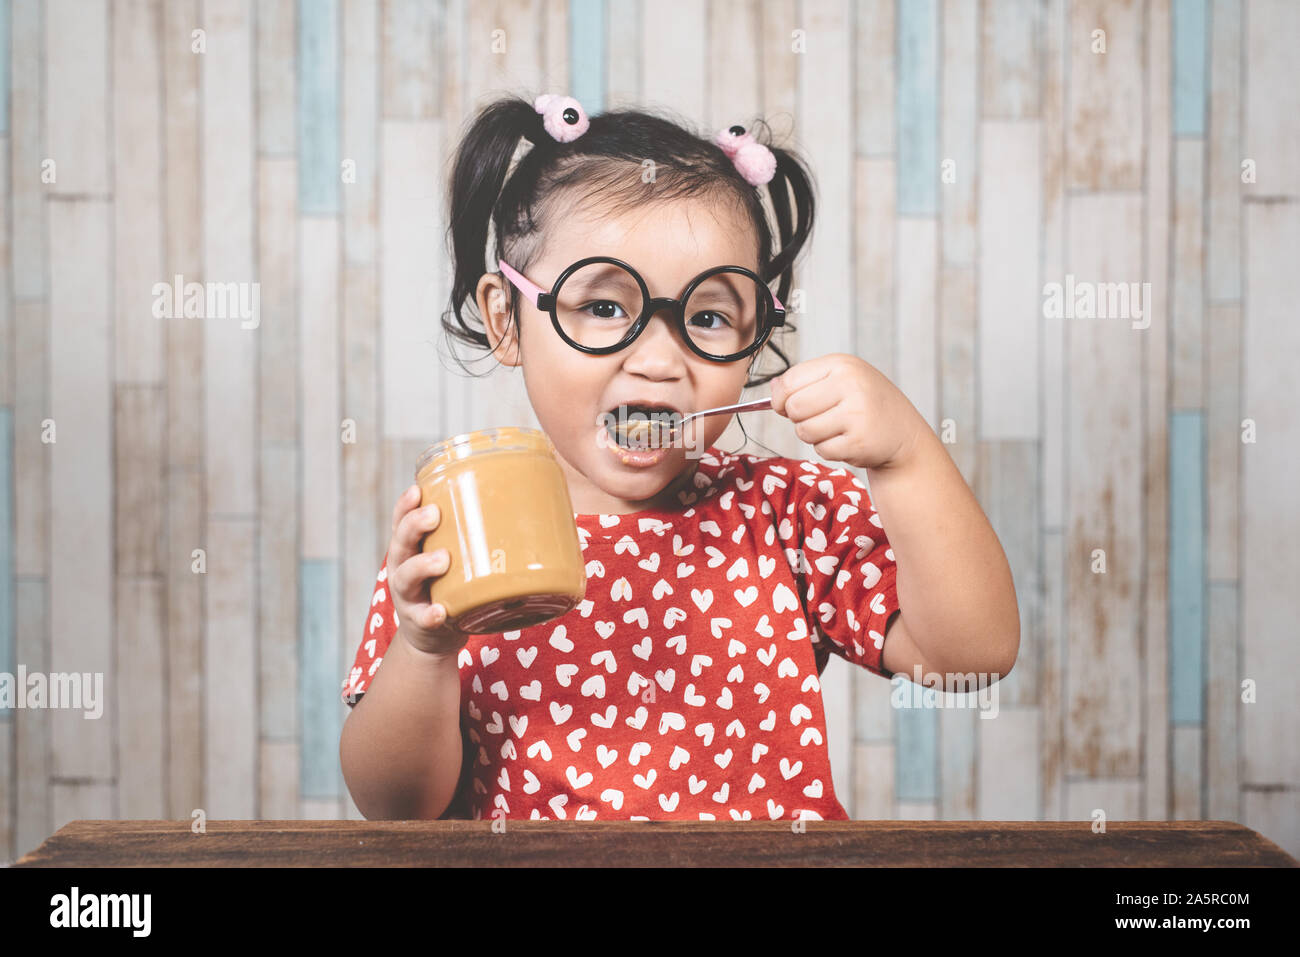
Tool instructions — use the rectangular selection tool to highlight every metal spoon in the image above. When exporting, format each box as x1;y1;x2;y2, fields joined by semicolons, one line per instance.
613;397;773;447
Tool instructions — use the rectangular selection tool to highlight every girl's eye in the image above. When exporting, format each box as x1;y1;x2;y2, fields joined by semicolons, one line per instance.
688;310;731;330
584;300;629;320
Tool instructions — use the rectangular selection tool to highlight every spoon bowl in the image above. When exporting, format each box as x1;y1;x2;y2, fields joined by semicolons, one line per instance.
609;397;774;449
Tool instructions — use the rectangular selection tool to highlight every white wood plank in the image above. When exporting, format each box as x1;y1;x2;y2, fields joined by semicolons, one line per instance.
978;120;1040;440
1141;0;1172;822
606;0;641;109
542;0;568;91
978;707;1040;818
113;0;164;384
707;0;761;134
797;0;854;358
45;0;109;196
1206;583;1239;821
116;578;165;818
981;0;1040;119
854;661;894;741
853;742;895;818
1244;0;1300;198
1242;788;1300;862
259;444;299;740
1040;529;1066;819
382;0;439;120
1207;304;1240;581
259;739;299;819
1241;200;1300;788
1207;0;1241;301
641;0;705;122
164;0;204;474
1171;724;1203;820
380;120;445;440
51;783;115;837
300;798;342;820
897;218;938;431
13;300;47;577
1066;0;1143;190
258;158;299;447
940;0;977;265
202;0;256;516
14;580;50;859
939;706;976;818
896;800;936;820
300;217;341;560
11;0;44;299
166;467;203;817
1041;0;1066;529
49;198;113;781
856;0;895;156
204;517;257;817
1171;138;1204;411
1064;194;1144;779
343;0;377;264
0;141;10;408
759;1;799;135
256;0;296;155
855;157;896;383
115;387;165;575
1064;779;1142;821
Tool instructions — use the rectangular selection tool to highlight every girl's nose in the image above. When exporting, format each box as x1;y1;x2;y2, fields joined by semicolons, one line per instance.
623;304;687;369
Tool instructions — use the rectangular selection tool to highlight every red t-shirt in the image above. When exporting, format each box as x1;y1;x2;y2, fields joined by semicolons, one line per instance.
342;448;901;820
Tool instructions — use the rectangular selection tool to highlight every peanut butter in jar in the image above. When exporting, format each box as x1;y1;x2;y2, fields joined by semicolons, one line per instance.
414;427;587;634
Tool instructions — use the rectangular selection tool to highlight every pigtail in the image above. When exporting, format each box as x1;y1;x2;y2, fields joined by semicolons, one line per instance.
761;144;816;309
443;96;543;355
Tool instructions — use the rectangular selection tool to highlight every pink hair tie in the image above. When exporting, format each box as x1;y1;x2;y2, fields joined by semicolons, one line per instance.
715;124;777;186
534;94;589;143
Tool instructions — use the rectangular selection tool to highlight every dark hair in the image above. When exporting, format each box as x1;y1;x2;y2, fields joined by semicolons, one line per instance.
442;94;816;389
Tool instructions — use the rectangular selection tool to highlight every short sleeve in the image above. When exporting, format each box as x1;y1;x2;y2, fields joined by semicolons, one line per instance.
340;551;400;707
786;460;901;679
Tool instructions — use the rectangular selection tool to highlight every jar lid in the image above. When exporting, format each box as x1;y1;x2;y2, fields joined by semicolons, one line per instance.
415;426;556;481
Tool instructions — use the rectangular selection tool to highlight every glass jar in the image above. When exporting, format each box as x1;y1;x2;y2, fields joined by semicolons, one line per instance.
414;427;586;634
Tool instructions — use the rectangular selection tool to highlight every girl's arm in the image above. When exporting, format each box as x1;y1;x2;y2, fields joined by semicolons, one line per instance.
866;424;1020;687
771;353;1020;689
340;628;465;820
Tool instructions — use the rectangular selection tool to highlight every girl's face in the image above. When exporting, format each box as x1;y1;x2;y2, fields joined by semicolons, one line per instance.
478;195;760;515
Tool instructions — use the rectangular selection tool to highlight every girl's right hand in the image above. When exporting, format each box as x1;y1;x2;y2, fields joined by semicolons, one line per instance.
386;484;466;660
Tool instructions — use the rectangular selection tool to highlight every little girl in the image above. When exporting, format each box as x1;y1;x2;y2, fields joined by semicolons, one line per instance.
339;94;1019;821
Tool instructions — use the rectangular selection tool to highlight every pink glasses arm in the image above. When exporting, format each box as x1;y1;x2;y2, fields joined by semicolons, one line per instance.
497;260;547;305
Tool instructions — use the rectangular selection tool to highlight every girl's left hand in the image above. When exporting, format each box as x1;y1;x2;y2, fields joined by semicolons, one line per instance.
769;353;926;471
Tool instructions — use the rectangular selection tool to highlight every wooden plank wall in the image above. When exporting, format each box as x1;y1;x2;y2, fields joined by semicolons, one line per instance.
1;0;1296;860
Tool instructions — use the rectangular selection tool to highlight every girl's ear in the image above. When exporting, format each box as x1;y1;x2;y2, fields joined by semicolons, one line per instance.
477;273;522;367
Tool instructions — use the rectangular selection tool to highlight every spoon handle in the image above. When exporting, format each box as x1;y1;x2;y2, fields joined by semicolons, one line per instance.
682;396;773;424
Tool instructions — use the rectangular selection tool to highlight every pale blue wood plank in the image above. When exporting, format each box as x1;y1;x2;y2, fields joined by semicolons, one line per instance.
1173;0;1208;136
896;700;938;801
0;409;11;685
896;0;937;215
1170;411;1205;724
300;558;342;797
298;0;340;214
569;0;605;113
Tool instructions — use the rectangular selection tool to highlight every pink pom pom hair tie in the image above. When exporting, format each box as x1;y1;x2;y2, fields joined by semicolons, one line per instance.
534;94;590;143
715;124;777;186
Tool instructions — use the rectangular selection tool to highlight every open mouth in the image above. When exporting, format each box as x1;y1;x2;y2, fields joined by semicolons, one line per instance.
603;403;684;450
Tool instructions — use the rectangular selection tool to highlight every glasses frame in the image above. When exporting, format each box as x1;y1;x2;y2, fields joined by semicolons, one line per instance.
497;255;786;363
